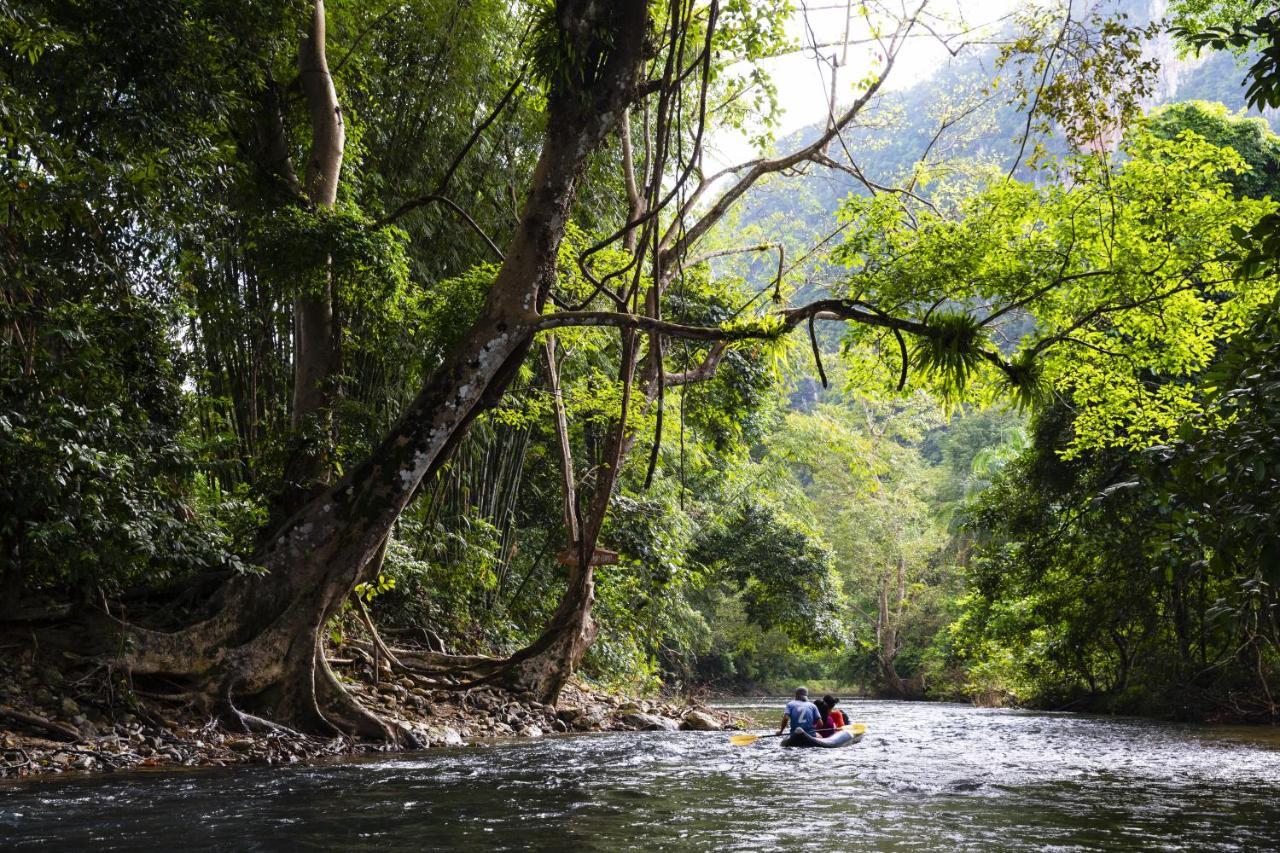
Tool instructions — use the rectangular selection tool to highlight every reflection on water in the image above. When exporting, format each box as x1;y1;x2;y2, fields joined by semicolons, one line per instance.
3;699;1279;851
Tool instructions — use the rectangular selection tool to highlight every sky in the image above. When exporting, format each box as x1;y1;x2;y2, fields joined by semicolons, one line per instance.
708;0;1022;166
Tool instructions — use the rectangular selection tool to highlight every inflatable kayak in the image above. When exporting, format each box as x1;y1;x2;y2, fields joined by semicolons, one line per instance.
781;728;864;748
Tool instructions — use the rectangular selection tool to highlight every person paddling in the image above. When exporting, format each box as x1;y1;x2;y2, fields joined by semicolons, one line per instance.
777;687;821;738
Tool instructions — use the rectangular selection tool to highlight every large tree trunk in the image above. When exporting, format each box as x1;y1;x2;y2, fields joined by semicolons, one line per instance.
110;0;651;738
281;0;344;511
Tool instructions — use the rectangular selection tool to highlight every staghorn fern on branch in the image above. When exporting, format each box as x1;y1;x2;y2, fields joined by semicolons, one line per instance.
909;310;986;401
1001;350;1048;412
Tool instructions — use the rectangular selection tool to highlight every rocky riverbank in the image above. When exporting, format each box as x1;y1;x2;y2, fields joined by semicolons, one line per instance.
0;654;740;780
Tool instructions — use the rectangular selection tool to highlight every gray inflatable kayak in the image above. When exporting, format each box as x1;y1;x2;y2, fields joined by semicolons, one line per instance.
781;728;864;748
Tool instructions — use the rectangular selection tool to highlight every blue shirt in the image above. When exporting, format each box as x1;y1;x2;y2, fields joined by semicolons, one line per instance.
784;699;820;734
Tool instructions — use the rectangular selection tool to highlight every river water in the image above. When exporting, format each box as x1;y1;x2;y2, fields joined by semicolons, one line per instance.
3;699;1280;851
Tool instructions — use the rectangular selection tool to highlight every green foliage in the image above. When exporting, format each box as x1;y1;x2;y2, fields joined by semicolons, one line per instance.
6;0;1280;722
998;6;1160;156
0;297;249;595
692;502;839;642
1173;8;1280;110
354;573;396;603
1156;304;1280;641
248;206;411;306
1143;101;1280;199
953;346;1280;718
833;128;1278;455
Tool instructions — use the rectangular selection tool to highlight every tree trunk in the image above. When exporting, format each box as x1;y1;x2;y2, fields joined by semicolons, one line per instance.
876;558;910;697
489;330;638;703
110;0;651;737
281;0;345;511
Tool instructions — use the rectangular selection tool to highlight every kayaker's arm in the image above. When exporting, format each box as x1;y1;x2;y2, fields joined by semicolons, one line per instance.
777;713;789;736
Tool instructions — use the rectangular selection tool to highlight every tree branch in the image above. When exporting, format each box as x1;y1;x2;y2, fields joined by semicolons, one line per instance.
375;194;505;259
663;340;729;386
658;1;927;270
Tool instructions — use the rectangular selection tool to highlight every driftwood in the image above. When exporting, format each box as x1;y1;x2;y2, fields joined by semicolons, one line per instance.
0;704;81;741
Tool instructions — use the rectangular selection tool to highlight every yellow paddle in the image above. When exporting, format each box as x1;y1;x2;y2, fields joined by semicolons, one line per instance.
730;722;866;746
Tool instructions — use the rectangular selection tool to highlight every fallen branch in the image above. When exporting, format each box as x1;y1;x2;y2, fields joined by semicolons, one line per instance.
0;705;81;741
351;593;406;673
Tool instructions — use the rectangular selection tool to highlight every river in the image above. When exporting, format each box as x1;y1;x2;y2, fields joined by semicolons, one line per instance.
3;699;1279;851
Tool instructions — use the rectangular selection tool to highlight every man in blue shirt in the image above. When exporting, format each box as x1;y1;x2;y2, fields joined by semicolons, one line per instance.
777;686;820;736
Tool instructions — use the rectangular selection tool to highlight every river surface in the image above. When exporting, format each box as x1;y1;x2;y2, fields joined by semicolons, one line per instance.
3;699;1280;851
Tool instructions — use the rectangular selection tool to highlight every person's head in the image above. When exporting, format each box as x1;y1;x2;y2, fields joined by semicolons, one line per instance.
822;694;839;709
814;696;831;713
794;687;809;700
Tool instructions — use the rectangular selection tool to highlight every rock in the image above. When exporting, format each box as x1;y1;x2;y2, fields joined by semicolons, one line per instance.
518;725;543;738
60;697;81;718
619;712;679;732
376;683;398;695
34;686;55;706
40;666;64;688
429;726;463;747
558;705;606;731
71;715;96;737
551;719;569;733
680;709;722;732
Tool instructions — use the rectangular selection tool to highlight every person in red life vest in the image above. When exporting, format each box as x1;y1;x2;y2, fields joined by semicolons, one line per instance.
814;694;846;737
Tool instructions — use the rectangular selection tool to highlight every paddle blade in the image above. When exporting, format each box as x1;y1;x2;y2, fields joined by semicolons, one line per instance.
729;733;761;746
842;723;867;735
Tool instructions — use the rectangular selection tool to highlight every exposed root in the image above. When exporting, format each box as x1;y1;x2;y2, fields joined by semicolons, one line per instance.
315;651;406;743
25;595;429;746
347;640;502;676
391;647;501;670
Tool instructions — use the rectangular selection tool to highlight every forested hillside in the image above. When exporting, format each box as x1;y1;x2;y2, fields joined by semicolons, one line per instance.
3;0;1279;774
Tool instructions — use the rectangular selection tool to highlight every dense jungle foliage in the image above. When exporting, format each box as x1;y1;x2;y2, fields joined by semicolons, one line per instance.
2;0;1278;728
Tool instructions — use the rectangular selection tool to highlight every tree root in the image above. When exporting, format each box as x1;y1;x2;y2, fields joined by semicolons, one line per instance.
31;595;427;745
315;651;403;742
